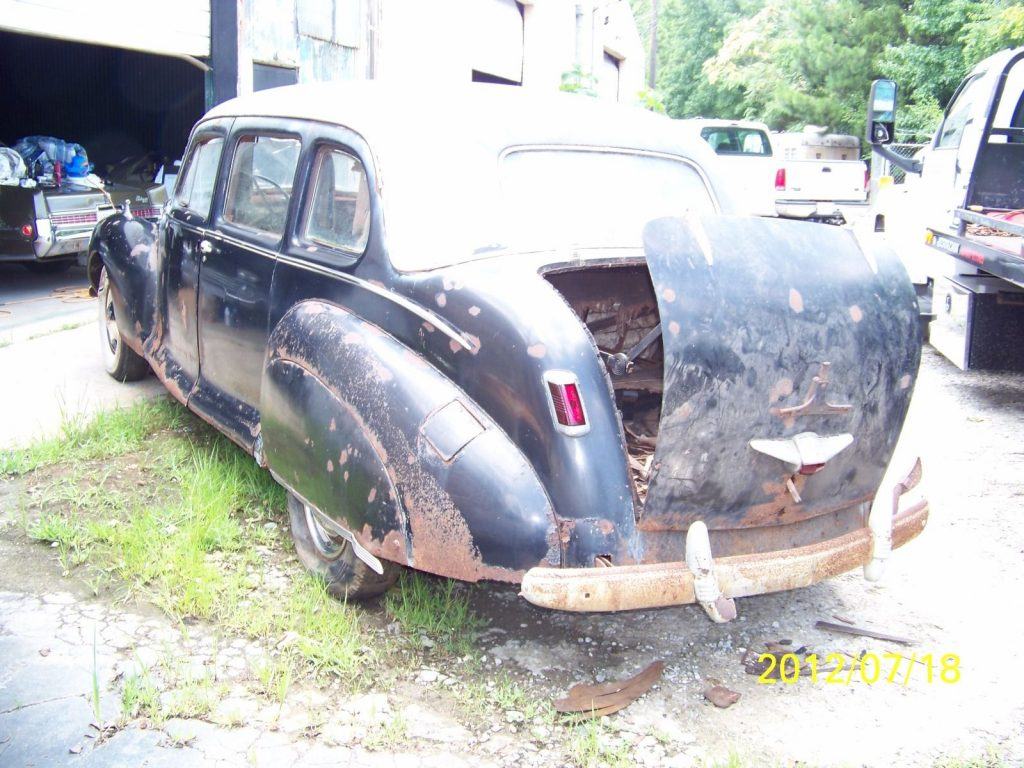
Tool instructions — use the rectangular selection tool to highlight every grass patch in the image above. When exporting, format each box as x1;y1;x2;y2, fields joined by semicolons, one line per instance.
121;666;161;722
363;710;410;752
384;571;484;655
1;397;185;475
935;752;1007;768
566;719;633;768
16;400;384;690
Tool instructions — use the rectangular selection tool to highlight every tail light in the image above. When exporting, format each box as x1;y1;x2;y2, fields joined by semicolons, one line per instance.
20;223;33;238
774;168;786;191
543;370;589;436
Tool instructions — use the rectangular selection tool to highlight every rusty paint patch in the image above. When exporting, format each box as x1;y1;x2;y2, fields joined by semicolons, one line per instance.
449;339;463;354
769;378;794;404
527;343;547;359
849;305;863;323
327;459;334;473
435;292;447;307
468;305;481;317
668;320;680;336
339;449;348;465
329;418;336;431
368;487;377;503
789;288;804;313
422;321;435;333
343;470;350;481
596;519;615;535
662;287;677;303
899;374;911;389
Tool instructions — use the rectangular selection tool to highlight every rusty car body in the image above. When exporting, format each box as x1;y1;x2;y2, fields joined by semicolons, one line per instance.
88;83;928;619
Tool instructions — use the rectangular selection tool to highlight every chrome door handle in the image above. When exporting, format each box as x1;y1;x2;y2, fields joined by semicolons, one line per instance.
199;239;213;261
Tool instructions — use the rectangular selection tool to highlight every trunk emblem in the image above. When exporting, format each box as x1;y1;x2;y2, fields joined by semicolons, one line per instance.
771;362;852;420
749;431;854;476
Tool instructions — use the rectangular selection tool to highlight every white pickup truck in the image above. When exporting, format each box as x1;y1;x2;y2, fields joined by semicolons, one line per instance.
677;119;868;224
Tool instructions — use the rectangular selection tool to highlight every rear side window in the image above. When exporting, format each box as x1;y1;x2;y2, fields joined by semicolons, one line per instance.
700;127;772;156
223;134;301;237
174;137;223;219
937;75;986;149
302;146;371;254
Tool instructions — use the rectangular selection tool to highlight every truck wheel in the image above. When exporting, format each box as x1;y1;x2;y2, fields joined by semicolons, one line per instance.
24;260;73;274
287;493;399;601
98;266;149;382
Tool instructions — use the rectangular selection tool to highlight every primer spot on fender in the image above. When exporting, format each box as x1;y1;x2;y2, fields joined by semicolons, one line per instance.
527;343;546;359
662;287;677;303
668;320;681;336
849;305;863;323
900;374;912;389
435;292;447;307
789;288;804;313
468;305;481;317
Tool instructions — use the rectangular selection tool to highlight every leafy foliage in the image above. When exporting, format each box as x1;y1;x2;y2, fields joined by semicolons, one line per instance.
637;0;1024;138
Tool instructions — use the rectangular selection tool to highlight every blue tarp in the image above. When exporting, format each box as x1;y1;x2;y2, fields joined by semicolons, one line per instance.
14;136;92;178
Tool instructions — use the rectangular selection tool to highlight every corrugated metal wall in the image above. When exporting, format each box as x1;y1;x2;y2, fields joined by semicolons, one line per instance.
0;31;205;169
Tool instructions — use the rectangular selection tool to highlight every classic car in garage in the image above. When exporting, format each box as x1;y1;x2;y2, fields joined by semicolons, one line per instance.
87;82;928;619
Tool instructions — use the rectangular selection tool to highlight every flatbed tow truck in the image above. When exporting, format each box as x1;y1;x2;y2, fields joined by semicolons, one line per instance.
867;46;1024;371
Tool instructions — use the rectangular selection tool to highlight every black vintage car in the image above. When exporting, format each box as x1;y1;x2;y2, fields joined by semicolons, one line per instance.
88;83;928;619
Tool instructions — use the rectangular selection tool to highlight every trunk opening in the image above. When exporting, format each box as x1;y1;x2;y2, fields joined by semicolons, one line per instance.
544;263;662;518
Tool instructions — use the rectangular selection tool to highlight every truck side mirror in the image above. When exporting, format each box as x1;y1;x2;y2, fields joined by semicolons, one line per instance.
866;79;898;145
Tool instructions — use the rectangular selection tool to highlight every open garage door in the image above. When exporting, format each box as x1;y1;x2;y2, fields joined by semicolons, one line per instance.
0;30;206;174
0;0;209;58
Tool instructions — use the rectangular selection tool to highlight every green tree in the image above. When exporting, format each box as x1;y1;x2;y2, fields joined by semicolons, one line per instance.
705;0;904;133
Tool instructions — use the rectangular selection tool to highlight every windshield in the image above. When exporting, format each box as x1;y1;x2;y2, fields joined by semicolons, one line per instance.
700;126;772;156
385;147;717;272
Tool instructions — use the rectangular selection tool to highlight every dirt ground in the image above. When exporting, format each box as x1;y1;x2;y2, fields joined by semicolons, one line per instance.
1;346;1022;767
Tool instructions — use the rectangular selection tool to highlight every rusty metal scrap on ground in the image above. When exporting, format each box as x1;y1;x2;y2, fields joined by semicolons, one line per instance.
553;661;665;718
703;683;741;709
814;620;915;646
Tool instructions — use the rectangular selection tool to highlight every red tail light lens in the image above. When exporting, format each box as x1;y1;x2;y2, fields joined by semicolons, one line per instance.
548;381;585;426
544;371;589;435
20;223;33;238
775;168;786;191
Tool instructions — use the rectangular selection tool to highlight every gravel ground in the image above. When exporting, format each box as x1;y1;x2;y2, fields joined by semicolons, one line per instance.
1;345;1022;767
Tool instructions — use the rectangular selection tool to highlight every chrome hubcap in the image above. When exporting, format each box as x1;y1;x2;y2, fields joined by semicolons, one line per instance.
304;504;347;560
101;278;119;355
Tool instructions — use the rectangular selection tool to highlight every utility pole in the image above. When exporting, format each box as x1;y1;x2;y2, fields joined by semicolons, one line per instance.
647;0;658;89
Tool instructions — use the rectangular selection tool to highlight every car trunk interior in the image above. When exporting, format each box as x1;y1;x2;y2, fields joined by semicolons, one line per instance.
544;263;663;514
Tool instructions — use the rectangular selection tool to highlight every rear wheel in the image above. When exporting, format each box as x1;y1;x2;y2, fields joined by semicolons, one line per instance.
98;266;149;382
287;493;399;601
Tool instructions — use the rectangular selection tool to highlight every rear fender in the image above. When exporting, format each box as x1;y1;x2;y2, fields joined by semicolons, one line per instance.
88;213;160;355
260;300;558;581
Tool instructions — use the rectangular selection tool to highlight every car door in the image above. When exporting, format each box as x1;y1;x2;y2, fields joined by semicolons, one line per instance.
192;122;302;450
158;121;229;402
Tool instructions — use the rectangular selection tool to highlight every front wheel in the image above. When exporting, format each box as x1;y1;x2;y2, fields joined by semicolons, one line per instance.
98;266;149;382
287;493;399;601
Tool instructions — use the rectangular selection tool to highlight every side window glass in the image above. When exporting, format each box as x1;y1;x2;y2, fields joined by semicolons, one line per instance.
223;135;301;237
302;146;371;254
937;75;985;149
174;137;223;219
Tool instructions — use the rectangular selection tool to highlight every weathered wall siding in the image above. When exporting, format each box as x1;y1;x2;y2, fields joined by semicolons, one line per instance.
0;0;211;57
240;0;360;94
298;37;357;84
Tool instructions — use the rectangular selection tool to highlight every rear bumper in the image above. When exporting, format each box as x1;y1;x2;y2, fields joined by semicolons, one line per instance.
521;495;928;613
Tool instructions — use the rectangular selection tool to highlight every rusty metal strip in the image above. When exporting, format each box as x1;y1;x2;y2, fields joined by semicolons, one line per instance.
554;661;665;717
520;501;929;612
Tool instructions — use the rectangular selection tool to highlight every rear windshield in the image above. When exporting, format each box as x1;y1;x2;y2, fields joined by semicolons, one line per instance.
700;127;772;156
385;147;717;271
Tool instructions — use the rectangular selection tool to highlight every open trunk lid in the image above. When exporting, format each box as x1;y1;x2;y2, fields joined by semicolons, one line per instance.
640;215;919;532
